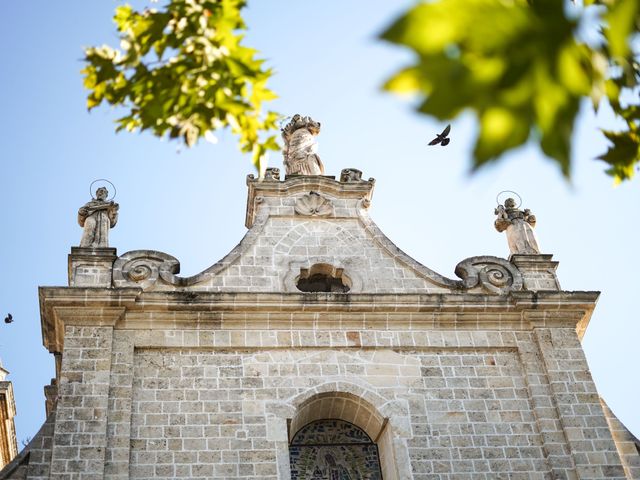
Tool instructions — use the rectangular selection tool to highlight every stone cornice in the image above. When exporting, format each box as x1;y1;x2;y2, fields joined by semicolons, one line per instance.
39;287;140;354
39;287;599;350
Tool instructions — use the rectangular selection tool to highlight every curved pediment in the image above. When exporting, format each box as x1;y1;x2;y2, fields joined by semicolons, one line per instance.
111;170;526;296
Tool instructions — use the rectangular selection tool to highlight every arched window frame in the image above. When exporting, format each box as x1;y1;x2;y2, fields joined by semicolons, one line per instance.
265;382;414;480
289;418;384;479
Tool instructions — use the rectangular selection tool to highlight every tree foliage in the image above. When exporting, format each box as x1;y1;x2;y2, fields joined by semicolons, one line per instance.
381;0;640;182
83;1;639;181
82;0;280;172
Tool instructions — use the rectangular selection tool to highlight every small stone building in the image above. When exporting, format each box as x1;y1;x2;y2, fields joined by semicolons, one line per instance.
0;361;17;471
1;163;639;479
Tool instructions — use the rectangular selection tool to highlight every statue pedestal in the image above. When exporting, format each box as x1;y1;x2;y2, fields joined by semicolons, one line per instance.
510;254;560;291
68;247;117;287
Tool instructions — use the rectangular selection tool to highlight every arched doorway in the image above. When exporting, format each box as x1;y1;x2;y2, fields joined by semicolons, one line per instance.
289;419;383;479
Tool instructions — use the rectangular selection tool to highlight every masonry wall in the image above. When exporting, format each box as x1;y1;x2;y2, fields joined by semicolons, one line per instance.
36;319;630;480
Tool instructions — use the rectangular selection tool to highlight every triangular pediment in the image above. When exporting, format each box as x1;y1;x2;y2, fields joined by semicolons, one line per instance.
111;171;524;296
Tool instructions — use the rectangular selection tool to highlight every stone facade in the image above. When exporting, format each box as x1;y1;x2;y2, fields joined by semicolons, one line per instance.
2;169;638;479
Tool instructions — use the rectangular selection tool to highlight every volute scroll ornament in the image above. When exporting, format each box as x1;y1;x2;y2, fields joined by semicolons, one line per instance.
294;191;334;217
113;250;180;290
340;168;363;183
455;256;523;295
263;167;281;181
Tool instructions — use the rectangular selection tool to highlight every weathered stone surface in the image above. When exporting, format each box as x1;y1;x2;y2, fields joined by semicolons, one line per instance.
281;114;324;176
0;364;17;471
111;175;525;296
4;166;636;479
495;197;540;255
78;187;118;248
68;247;117;287
23;284;634;479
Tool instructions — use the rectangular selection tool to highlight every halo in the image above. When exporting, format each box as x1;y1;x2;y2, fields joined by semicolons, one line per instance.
90;179;117;200
496;190;522;208
278;115;292;129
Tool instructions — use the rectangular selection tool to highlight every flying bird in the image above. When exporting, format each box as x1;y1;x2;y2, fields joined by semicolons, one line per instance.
428;124;451;146
4;313;12;324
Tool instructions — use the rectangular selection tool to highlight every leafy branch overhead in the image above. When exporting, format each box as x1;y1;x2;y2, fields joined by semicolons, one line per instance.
381;0;640;182
82;0;280;171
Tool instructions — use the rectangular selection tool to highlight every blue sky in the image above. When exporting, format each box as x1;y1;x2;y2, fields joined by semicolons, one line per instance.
1;1;638;444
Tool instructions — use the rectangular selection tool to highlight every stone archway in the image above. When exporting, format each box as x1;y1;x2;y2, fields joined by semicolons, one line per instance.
266;382;413;480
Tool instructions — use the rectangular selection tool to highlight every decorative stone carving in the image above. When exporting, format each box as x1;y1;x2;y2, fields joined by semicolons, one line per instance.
294;192;334;217
263;167;281;181
113;250;180;290
340;168;363;183
494;198;540;255
78;187;119;247
281;114;324;176
454;256;523;295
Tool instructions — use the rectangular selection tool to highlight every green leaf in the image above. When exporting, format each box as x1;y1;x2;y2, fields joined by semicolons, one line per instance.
598;129;640;181
605;0;638;59
380;0;639;182
82;0;280;171
473;107;529;167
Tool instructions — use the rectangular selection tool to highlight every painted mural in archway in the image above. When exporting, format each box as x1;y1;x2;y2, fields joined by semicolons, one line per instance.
289;419;383;480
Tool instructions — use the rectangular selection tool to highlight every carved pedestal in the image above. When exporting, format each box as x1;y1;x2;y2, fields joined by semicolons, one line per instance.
510;254;560;291
68;247;117;287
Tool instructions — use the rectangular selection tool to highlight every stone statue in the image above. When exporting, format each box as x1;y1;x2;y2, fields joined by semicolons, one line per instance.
494;198;540;255
281;114;324;176
78;187;119;247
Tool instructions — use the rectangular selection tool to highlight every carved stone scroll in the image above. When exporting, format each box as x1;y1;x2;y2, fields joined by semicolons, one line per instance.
454;256;523;295
340;168;363;183
264;167;281;181
294;192;334;217
113;250;180;290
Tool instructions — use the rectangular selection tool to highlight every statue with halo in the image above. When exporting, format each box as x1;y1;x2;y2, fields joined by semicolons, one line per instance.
494;196;540;255
78;182;119;248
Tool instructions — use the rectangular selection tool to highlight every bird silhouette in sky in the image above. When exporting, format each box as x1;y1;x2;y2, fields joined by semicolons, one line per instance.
428;124;451;146
4;313;13;324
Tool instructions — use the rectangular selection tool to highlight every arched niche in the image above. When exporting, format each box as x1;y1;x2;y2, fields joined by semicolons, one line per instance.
296;263;352;293
286;391;403;480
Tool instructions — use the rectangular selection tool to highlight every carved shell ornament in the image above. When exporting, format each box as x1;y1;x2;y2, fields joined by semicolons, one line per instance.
294;191;334;217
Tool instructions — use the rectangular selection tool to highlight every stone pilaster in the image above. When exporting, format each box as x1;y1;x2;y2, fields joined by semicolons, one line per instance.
511;254;560;291
514;332;578;478
534;327;626;479
49;325;114;480
104;331;135;480
68;248;117;288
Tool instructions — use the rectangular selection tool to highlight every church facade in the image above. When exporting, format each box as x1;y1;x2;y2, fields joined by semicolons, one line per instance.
1;117;639;479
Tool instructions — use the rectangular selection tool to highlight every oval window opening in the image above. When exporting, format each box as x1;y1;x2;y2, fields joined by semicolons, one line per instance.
296;264;351;293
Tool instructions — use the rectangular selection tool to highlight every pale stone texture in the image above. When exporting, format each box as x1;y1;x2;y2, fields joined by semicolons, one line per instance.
2;171;638;480
68;247;117;288
110;175;530;296
49;326;113;480
0;362;17;470
78;187;118;248
601;400;640;479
